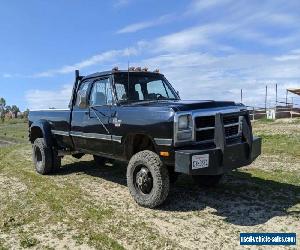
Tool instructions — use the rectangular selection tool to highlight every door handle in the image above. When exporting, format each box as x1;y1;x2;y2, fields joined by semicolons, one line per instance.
112;117;122;127
85;108;92;118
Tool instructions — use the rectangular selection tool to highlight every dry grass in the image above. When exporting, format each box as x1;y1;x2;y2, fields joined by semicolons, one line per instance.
0;118;299;249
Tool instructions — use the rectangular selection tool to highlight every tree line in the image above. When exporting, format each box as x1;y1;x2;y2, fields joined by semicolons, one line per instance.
0;97;29;122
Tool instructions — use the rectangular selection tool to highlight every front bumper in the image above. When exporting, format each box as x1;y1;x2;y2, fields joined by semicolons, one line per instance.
174;113;261;175
175;136;261;175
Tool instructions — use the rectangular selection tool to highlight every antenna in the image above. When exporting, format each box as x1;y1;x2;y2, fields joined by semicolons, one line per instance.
127;60;130;100
240;89;243;103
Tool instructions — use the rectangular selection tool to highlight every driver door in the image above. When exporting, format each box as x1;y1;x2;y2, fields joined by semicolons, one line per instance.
83;77;114;155
71;77;114;156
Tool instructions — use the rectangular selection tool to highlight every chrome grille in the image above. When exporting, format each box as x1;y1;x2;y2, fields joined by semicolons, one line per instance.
195;113;242;143
224;124;239;137
196;129;215;141
195;116;215;128
223;115;239;125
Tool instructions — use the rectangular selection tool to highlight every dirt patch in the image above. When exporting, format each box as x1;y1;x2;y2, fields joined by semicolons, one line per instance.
0;140;15;148
0;223;94;250
0;174;27;200
49;160;300;250
248;154;300;173
253;120;300;135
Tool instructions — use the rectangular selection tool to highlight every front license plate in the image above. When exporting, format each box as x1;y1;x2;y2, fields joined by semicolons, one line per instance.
192;154;209;169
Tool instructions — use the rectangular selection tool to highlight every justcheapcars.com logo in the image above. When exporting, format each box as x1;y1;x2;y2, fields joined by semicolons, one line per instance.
240;233;296;246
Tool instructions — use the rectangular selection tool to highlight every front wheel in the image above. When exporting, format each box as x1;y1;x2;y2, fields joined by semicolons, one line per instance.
127;150;169;208
193;174;223;187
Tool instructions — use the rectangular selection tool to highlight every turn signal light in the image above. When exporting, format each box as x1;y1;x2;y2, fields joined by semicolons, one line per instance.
160;151;170;157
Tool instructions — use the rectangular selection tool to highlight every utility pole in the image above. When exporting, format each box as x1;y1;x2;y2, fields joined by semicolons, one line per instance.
265;85;268;115
291;97;294;118
286;89;288;106
275;84;277;119
275;84;278;107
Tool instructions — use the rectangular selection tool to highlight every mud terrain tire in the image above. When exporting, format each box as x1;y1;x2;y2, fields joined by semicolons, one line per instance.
52;149;61;172
127;150;169;208
33;138;54;175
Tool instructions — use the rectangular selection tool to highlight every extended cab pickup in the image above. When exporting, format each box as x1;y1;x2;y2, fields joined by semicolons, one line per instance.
29;68;261;208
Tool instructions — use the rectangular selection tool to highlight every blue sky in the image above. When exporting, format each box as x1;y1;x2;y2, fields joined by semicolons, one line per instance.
1;0;300;110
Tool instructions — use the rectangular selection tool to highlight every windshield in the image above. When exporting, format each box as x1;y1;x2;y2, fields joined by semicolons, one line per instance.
113;73;179;103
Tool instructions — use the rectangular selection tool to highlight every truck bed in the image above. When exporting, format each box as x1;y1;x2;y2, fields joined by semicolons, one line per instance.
29;109;73;148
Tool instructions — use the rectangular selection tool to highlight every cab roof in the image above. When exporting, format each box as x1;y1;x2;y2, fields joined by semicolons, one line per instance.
82;70;163;81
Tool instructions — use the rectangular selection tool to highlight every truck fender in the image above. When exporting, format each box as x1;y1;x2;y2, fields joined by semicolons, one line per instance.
30;120;53;147
123;133;159;160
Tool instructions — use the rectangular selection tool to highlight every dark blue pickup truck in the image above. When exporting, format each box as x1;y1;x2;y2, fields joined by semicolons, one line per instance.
29;68;261;208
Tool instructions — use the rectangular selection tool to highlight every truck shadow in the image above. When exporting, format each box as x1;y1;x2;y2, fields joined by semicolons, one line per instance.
56;160;300;227
164;172;300;226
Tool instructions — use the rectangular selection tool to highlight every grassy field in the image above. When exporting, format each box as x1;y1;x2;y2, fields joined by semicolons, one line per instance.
0;118;299;249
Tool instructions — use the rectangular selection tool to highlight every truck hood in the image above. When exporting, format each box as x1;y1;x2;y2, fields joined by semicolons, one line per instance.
122;100;240;112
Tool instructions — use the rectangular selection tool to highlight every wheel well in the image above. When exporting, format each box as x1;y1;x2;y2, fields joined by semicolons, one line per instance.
30;126;43;143
125;134;156;160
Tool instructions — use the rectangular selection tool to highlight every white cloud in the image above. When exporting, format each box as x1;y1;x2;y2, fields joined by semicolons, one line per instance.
113;0;131;8
2;73;12;78
117;14;174;34
185;1;300;48
25;48;300;109
26;84;72;110
140;50;300;107
264;13;299;26
21;0;300;108
187;0;233;14
118;21;154;34
274;49;300;61
152;23;234;52
32;47;139;78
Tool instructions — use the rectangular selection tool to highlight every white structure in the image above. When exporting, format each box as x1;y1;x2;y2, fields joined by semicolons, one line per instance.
266;109;276;120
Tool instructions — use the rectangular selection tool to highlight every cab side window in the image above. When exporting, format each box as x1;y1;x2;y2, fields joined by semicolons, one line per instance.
75;81;90;107
90;78;112;106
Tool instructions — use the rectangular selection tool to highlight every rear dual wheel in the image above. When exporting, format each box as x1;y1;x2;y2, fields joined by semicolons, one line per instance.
33;138;61;175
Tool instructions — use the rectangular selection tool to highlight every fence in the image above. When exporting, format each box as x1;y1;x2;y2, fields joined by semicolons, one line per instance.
247;105;300;121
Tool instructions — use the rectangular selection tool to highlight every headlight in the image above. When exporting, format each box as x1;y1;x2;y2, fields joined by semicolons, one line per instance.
175;114;194;144
178;114;192;130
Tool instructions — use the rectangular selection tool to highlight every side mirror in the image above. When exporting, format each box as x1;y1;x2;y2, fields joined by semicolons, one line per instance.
78;90;88;109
